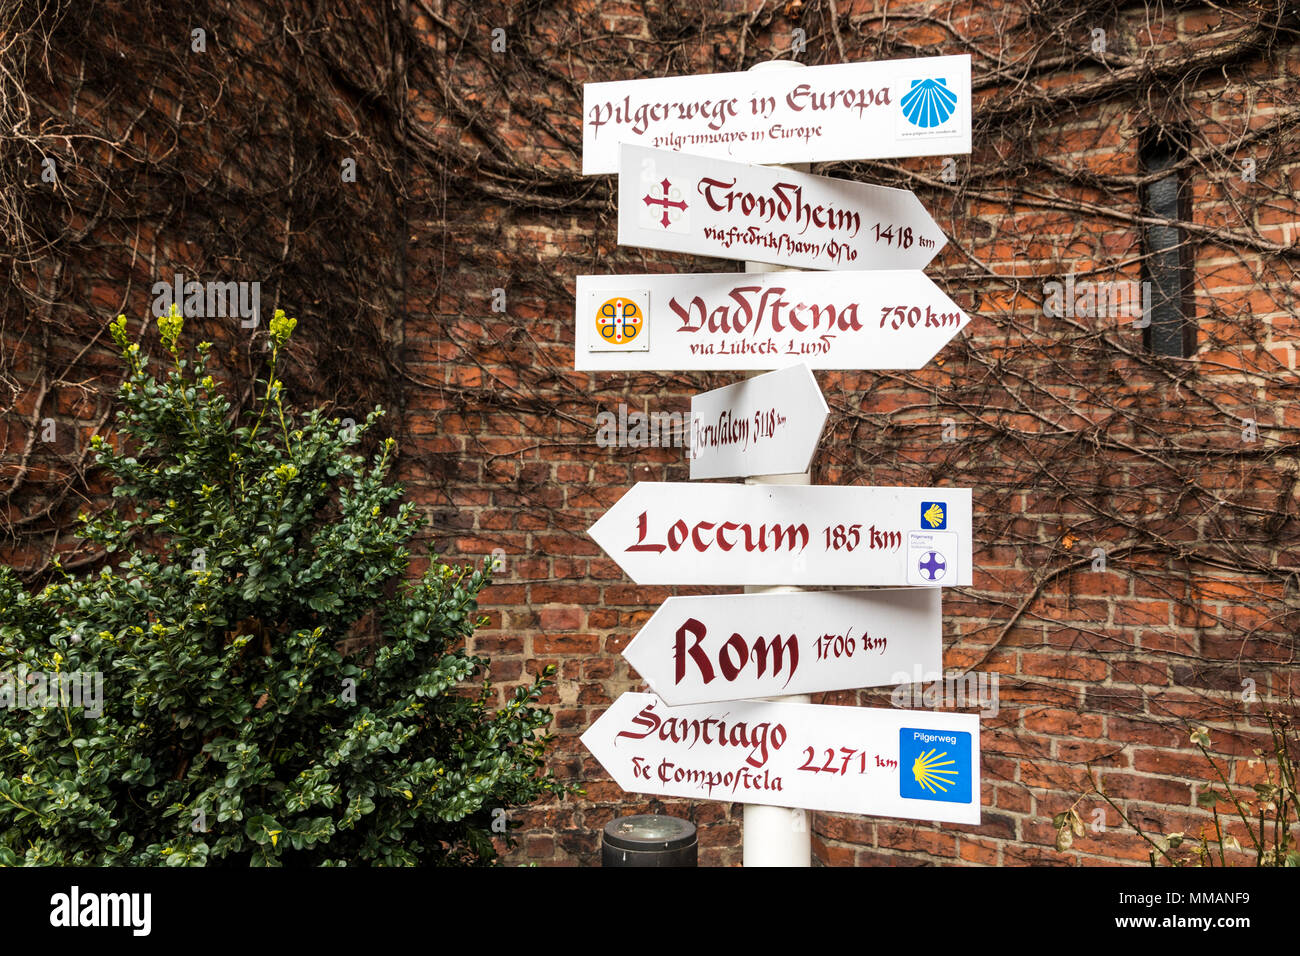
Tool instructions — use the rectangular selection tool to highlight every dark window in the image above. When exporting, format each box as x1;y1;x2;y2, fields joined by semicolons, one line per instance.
1140;131;1194;357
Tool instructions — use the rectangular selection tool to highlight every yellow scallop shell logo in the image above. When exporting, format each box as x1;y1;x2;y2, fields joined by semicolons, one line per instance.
911;748;960;794
596;297;643;345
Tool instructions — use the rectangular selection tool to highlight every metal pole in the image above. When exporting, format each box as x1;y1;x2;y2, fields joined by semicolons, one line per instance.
741;58;812;868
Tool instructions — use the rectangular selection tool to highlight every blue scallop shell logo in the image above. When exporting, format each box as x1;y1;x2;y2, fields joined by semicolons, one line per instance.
900;78;957;128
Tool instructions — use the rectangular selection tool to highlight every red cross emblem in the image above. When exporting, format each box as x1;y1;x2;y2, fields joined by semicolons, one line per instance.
642;178;687;228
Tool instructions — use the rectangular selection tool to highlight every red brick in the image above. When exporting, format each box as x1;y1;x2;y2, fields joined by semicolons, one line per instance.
1096;772;1194;806
534;632;599;655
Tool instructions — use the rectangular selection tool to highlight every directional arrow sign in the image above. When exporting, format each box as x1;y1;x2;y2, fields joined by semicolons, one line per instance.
575;270;969;372
690;364;827;480
582;55;972;174
623;588;942;705
582;693;980;824
588;482;972;586
619;145;945;271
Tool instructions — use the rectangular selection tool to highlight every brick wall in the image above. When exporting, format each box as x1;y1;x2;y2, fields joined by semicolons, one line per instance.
3;0;1298;866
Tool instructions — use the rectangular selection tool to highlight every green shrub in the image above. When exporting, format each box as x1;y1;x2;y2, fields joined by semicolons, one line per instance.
0;308;567;865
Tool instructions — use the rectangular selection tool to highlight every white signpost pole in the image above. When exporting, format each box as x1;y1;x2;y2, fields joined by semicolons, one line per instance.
743;59;810;869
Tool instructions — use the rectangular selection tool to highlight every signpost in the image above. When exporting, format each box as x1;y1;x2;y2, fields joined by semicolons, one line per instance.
581;693;981;824
689;364;827;480
582;55;972;174
588;481;972;586
574;269;970;372
619;145;946;271
622;588;942;705
577;55;981;865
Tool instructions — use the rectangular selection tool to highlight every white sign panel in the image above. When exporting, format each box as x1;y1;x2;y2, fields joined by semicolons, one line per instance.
623;588;943;705
582;693;981;824
588;482;972;586
583;55;972;174
690;364;827;479
619;145;945;271
574;270;969;372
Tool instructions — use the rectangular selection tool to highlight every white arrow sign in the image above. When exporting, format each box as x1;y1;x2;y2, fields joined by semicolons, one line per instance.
582;693;980;824
588;482;972;586
583;55;972;175
620;145;945;271
690;364;827;479
575;270;969;372
624;588;942;705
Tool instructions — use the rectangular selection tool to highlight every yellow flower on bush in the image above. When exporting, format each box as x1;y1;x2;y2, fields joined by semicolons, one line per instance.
158;304;183;354
269;309;297;347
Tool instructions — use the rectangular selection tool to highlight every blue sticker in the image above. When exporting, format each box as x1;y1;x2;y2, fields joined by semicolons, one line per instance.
899;728;972;804
920;501;946;529
900;78;958;129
